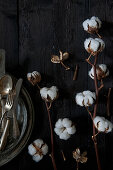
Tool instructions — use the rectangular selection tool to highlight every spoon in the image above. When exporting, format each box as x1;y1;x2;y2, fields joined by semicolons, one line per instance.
0;75;13;95
0;75;13;129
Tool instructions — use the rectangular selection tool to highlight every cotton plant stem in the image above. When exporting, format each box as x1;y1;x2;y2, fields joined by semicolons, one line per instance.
85;107;93;121
106;88;111;117
36;84;41;90
76;162;79;170
92;55;102;170
60;61;70;70
45;101;57;170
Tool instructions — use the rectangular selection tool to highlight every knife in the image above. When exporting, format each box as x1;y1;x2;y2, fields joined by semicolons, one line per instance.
12;78;23;139
0;49;5;78
0;78;23;150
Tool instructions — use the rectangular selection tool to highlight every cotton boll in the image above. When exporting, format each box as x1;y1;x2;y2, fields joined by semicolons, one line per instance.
83;16;102;35
76;91;95;107
32;154;43;162
28;139;48;163
67;125;76;135
40;86;58;102
28;144;36;156
93;116;106;132
41;144;48;155
84;38;104;55
89;64;109;80
62;118;72;128
54;118;76;140
59;129;71;140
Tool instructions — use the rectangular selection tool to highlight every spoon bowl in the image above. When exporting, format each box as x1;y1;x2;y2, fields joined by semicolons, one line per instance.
0;75;13;95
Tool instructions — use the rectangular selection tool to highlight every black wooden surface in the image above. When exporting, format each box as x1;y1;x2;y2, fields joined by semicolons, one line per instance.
0;0;113;170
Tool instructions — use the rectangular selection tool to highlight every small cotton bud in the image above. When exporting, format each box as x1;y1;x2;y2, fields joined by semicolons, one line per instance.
75;90;96;107
27;71;41;85
40;86;58;102
84;38;105;55
54;118;76;140
83;16;101;34
89;64;109;80
28;139;48;162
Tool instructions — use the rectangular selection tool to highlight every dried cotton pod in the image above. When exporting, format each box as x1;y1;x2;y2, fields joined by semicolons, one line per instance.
89;64;109;80
75;90;96;107
54;118;76;140
40;86;58;103
27;71;41;86
83;16;102;37
73;148;87;163
51;51;70;70
93;116;113;133
28;139;48;162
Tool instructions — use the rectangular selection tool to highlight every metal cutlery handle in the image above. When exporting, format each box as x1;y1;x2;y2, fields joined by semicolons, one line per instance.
0;118;10;151
12;110;20;139
12;78;23;139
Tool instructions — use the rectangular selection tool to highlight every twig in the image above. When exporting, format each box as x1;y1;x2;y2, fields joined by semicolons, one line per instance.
85;107;93;120
96;31;102;39
60;61;70;70
73;65;78;80
77;162;79;170
36;84;41;90
92;54;102;170
106;88;111;117
45;101;57;170
61;150;66;161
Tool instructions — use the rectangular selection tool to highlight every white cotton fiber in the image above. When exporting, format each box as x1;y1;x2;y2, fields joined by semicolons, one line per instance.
28;144;36;156
32;154;43;162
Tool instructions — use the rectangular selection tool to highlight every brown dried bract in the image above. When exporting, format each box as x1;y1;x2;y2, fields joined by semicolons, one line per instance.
51;51;70;70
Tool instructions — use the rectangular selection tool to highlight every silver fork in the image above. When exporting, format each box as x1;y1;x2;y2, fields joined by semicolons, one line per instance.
0;93;13;128
0;92;13;151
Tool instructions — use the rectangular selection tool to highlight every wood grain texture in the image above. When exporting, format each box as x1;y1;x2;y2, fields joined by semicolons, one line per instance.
0;0;113;170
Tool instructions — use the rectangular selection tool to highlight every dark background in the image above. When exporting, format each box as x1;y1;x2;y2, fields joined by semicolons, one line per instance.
0;0;113;170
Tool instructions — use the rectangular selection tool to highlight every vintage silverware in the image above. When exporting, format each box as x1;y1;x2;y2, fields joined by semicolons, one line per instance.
0;93;13;151
12;78;23;139
0;94;13;131
0;75;12;95
0;76;34;166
